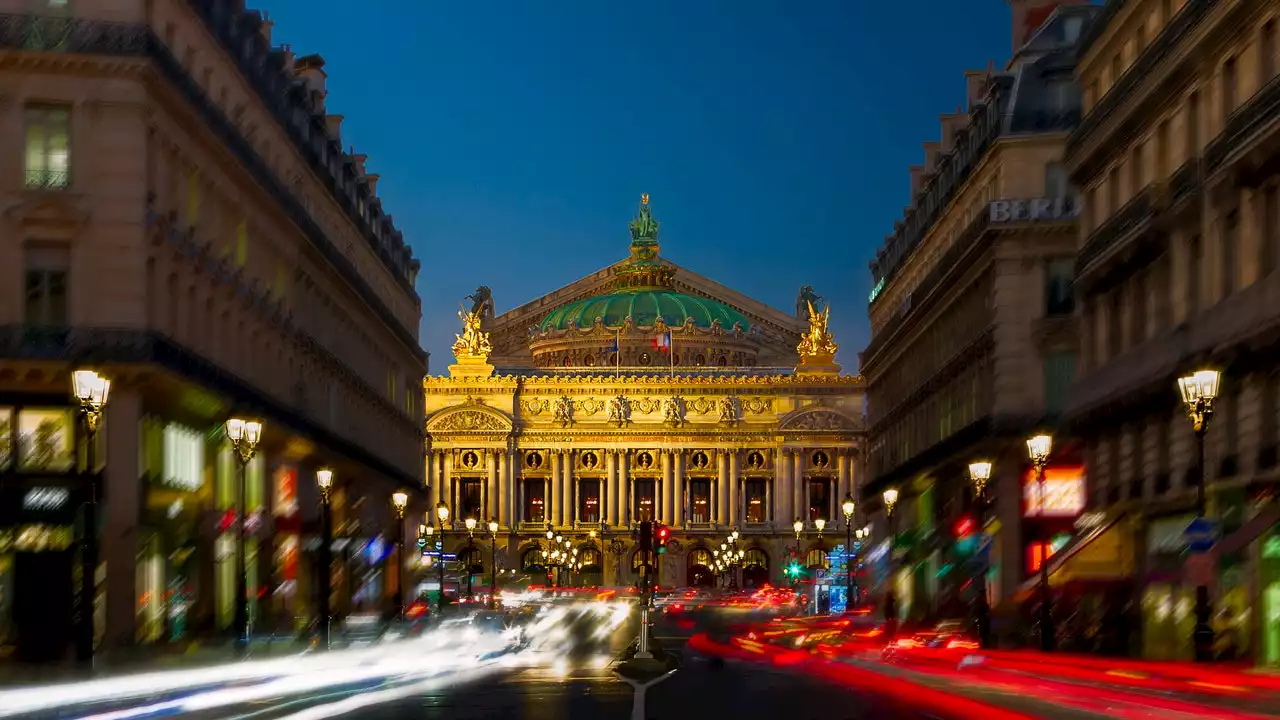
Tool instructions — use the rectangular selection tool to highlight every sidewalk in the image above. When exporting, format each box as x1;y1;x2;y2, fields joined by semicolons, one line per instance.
0;635;315;688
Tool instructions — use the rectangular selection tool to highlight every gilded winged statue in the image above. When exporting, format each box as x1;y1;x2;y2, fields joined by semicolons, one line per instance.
453;302;493;359
797;300;838;362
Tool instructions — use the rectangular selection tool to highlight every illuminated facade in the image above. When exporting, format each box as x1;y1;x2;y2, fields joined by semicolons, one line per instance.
0;3;424;659
861;1;1098;620
424;197;864;597
1066;0;1280;661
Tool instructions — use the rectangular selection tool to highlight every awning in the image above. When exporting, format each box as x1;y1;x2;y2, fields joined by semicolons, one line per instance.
1015;512;1135;600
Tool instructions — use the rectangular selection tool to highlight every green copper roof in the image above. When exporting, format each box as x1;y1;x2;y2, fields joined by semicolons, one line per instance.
539;290;749;333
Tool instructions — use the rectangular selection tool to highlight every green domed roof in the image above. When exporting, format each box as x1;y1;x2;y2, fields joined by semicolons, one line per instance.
539;290;749;333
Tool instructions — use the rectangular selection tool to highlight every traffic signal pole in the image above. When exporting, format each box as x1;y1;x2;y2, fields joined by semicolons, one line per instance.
636;521;654;659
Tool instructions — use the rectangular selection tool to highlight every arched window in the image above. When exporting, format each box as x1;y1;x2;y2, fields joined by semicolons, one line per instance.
805;548;830;570
579;547;602;568
743;548;768;569
520;547;545;572
742;548;769;589
688;548;713;568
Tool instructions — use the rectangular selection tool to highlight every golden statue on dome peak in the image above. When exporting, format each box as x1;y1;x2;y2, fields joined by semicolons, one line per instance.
641;193;650;205
453;303;492;360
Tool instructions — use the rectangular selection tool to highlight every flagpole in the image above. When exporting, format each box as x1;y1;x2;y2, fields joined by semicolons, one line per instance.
670;332;675;378
615;330;621;378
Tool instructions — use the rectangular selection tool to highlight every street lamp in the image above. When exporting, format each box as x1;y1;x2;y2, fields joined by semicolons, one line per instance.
435;501;450;617
841;494;856;608
967;461;993;649
1179;368;1221;662
71;369;110;665
882;488;899;638
226;417;263;657
392;491;408;621
1026;433;1053;652
316;469;334;650
487;520;499;609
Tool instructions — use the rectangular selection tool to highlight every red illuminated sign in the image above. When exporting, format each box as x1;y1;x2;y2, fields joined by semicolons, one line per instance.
1023;465;1086;517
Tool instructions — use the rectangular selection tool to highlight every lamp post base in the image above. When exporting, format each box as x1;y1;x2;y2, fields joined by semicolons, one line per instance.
1193;584;1215;662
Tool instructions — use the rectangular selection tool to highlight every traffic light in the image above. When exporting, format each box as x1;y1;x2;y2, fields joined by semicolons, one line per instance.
953;514;977;556
655;524;670;554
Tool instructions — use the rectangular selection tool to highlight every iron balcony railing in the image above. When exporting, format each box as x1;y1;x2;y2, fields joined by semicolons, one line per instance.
24;168;69;190
1204;74;1280;176
1075;185;1158;276
1067;0;1213;161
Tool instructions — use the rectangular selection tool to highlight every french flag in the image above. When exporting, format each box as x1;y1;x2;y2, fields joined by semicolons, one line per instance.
651;331;671;353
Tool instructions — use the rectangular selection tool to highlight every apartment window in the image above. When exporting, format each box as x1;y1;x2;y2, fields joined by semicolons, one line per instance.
1187;91;1200;157
1046;258;1075;316
634;479;656;522
1130;144;1144;195
1044;162;1070;198
1264;21;1277;81
1044;351;1077;415
1155;120;1170;179
1045;80;1073;116
807;479;830;522
1133;270;1149;342
522;479;545;523
1222;57;1238;119
1063;15;1084;44
1189;235;1202;313
24;105;70;189
1110;54;1123;87
1263;372;1278;451
745;479;767;523
1108;290;1124;358
578;479;600;523
1265;186;1279;275
24;247;69;326
1108;166;1121;215
689;479;712;523
162;424;205;491
1223;211;1239;297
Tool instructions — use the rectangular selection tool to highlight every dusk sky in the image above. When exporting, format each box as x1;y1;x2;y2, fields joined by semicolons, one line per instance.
259;0;1013;370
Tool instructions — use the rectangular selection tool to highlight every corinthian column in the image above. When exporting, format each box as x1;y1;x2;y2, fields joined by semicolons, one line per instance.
443;452;455;515
776;449;790;524
606;451;619;526
674;450;686;528
487;450;498;522
620;451;631;526
497;449;508;527
793;451;804;523
728;450;741;527
550;451;562;528
717;452;730;525
836;451;850;520
563;450;575;527
661;450;674;525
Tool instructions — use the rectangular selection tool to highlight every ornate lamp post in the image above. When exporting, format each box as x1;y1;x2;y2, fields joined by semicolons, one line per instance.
316;469;334;650
967;461;993;649
882;488;899;638
1178;368;1221;662
391;491;408;621
72;369;110;665
463;517;477;600
841;494;856;608
226;417;263;657
1026;434;1054;652
487;520;499;609
435;501;450;616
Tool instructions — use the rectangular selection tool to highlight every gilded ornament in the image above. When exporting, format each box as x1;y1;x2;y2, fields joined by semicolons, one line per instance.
607;395;630;427
432;409;509;433
553;396;573;427
781;409;855;431
452;304;493;359
796;299;839;365
718;396;740;426
662;396;685;427
578;398;605;416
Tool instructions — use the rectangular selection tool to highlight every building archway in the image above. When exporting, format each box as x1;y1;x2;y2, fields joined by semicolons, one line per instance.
577;545;603;587
742;547;769;589
520;546;546;575
687;547;715;587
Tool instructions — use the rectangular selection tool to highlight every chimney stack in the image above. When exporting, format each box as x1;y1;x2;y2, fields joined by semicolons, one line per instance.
1008;0;1091;53
294;54;327;112
325;114;343;140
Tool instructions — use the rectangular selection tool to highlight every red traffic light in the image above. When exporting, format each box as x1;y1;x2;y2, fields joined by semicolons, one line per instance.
657;525;669;540
954;515;976;538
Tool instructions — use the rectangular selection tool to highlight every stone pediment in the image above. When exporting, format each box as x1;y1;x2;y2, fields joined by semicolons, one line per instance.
779;407;861;432
426;402;513;435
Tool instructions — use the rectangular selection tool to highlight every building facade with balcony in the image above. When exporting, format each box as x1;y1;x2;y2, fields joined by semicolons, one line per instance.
422;198;864;602
0;1;426;661
860;1;1099;627
1064;0;1280;661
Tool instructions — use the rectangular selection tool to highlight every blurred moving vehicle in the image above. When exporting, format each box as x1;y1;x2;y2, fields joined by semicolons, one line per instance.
468;610;512;635
340;612;385;647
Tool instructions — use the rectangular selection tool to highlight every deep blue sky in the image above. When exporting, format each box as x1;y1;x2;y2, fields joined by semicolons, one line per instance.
259;0;1012;370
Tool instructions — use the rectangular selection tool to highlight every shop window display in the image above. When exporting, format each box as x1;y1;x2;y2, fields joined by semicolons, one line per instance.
17;408;74;472
0;408;12;469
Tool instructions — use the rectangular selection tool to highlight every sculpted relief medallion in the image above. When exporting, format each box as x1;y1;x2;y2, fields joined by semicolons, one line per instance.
434;410;508;433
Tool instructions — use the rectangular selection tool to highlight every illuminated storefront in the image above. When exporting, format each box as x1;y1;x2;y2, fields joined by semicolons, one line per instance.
0;400;84;661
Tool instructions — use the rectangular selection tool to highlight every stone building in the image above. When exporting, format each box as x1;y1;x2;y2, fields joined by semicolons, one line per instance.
1064;0;1280;661
423;197;864;600
0;2;425;659
860;1;1100;622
